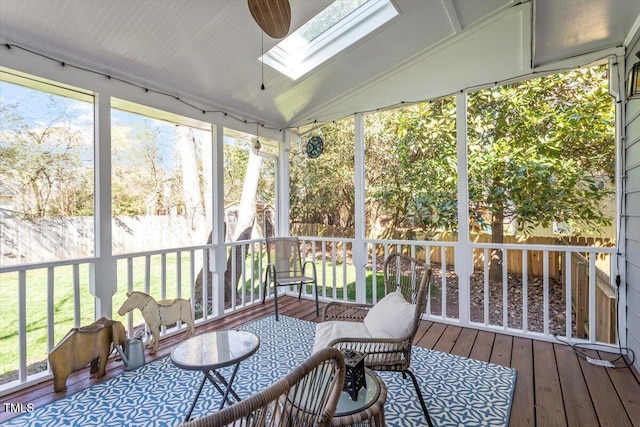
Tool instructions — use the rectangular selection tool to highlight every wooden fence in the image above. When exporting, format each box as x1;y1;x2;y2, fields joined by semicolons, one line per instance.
0;211;209;265
567;252;617;343
292;223;614;276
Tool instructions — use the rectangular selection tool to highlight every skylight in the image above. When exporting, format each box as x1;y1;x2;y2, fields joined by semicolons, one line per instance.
260;0;399;80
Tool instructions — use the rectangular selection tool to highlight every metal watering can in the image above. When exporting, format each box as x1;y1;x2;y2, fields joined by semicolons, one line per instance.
115;338;146;371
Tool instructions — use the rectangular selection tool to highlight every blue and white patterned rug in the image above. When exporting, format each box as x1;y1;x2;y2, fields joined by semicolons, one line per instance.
3;316;516;427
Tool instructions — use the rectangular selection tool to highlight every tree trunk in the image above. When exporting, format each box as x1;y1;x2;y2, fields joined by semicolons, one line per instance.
194;147;263;310
489;207;504;283
223;151;263;307
223;226;254;307
176;126;203;227
194;230;213;308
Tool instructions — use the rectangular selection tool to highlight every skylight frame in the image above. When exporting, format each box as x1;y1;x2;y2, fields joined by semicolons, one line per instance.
260;0;399;81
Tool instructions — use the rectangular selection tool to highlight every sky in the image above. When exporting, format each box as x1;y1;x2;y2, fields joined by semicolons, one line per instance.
1;80;214;171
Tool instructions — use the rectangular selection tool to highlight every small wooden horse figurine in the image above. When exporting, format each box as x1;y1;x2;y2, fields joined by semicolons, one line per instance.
117;291;195;354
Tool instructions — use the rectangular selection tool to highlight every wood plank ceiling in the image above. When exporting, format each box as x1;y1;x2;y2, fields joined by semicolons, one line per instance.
0;0;639;130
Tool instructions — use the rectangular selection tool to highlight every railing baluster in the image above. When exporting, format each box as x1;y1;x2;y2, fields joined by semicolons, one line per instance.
176;250;182;330
321;240;327;299
483;248;489;326
127;258;134;335
312;239;317;297
565;250;572;340
543;250;549;336
522;250;528;334
176;250;182;299
144;255;151;294
502;249;508;329
203;248;209;319
371;243;378;304
231;245;237;311
47;267;54;353
161;253;167;300
589;254;597;343
190;249;196;320
331;242;337;300
127;258;133;293
425;244;431;316
259;241;265;302
18;270;27;382
73;264;80;328
161;253;167;334
241;243;247;306
250;243;255;304
441;246;446;318
342;242;348;302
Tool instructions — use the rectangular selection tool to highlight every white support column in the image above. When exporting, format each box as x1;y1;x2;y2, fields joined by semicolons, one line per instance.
353;114;367;303
211;125;226;317
455;91;471;324
90;92;116;318
278;131;292;236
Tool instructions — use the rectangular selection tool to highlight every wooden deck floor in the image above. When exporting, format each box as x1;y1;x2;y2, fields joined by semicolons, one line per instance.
2;296;639;426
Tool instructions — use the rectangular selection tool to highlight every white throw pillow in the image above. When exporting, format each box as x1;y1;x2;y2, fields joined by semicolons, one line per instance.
363;291;416;339
313;321;371;353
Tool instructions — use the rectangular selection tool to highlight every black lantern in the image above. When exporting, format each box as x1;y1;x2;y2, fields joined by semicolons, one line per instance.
628;51;640;100
341;350;367;401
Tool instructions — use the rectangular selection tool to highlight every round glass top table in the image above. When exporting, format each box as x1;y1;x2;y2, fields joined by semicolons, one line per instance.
170;330;260;422
332;369;387;426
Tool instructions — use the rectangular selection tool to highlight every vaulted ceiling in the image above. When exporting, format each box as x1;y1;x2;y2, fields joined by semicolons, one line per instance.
0;0;639;130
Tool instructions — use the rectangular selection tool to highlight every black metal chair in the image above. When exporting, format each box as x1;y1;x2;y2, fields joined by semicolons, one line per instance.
262;236;319;320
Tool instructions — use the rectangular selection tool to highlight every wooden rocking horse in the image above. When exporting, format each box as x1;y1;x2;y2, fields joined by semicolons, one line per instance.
117;291;195;354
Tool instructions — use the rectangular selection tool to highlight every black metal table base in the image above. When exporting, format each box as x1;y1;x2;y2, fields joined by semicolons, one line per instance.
184;363;242;422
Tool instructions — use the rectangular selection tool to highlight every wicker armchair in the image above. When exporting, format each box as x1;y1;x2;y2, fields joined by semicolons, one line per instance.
181;347;346;427
319;252;433;427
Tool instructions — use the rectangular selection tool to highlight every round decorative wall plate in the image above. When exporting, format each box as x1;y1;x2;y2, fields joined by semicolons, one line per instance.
306;135;324;159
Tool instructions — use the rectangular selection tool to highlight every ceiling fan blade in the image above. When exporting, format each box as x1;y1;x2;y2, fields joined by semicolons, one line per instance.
248;0;291;39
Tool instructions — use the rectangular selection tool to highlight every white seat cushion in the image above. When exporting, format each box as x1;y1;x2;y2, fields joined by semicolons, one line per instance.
312;321;371;353
363;291;416;339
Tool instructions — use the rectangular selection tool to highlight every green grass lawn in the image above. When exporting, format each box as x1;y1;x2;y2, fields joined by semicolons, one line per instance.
0;254;386;380
0;254;196;379
245;256;385;302
1;265;96;380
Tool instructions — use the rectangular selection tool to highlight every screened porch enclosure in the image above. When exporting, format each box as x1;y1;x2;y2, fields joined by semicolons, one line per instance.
0;64;626;396
0;1;638;418
0;107;622;395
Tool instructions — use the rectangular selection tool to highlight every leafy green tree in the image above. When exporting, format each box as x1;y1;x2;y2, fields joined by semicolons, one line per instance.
290;99;458;239
366;98;457;236
290;65;614;265
467;66;614;278
290;118;355;231
111;120;173;216
0;90;93;219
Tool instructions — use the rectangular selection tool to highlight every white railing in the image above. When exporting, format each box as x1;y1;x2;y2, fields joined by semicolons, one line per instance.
468;242;618;345
223;238;268;313
114;245;211;332
0;257;97;395
296;236;619;346
0;236;621;396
